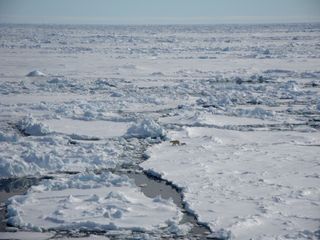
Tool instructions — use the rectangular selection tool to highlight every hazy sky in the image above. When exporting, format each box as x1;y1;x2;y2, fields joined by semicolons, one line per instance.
0;0;319;25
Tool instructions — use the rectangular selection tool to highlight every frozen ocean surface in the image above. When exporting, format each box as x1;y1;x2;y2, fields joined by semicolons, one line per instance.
0;23;319;239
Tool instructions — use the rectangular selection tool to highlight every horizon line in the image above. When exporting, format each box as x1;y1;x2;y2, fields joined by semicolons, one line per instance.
1;15;320;26
1;21;320;27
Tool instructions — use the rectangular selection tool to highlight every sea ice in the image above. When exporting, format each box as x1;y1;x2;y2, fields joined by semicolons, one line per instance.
6;172;182;232
142;127;320;239
0;23;319;239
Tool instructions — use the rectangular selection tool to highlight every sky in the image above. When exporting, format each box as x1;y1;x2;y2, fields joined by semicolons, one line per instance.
0;0;319;25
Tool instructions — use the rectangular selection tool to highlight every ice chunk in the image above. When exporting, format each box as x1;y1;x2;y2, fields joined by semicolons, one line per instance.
126;118;167;140
26;70;46;77
47;77;68;84
17;116;51;136
150;72;165;76
207;229;233;239
282;80;300;92
166;220;192;236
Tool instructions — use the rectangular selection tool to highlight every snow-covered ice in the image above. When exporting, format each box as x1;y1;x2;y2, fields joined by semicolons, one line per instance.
142;127;320;239
44;118;131;139
7;172;182;232
0;23;319;239
0;231;54;240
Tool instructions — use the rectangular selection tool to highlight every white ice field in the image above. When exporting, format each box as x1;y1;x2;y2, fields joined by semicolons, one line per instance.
0;23;320;239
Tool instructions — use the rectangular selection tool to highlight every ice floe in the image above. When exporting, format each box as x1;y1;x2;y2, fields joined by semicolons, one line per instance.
6;172;182;232
142;127;320;239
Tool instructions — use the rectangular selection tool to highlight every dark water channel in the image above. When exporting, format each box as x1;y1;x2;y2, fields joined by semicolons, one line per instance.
127;171;212;238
